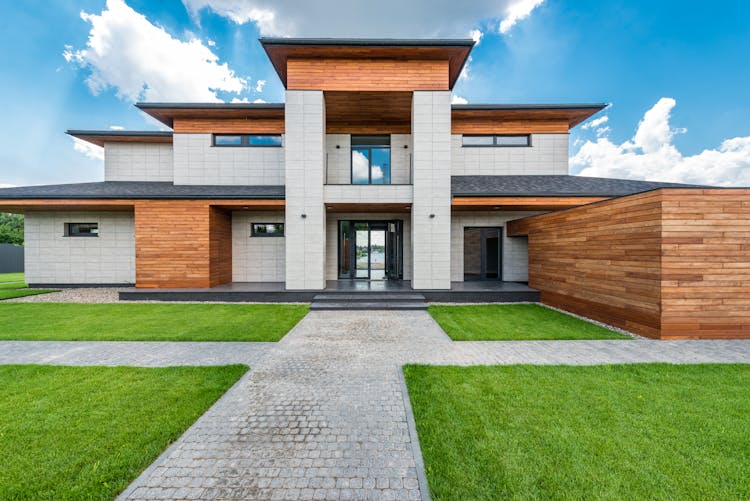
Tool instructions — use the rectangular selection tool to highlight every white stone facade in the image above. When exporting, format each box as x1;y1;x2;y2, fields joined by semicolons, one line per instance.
104;143;173;182
232;212;286;282
173;133;284;185
451;133;568;175
24;211;135;285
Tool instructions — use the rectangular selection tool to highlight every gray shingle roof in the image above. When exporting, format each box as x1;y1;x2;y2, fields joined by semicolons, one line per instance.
0;182;284;199
451;175;705;197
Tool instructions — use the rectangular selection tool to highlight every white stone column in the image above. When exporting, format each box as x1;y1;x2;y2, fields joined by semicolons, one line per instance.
284;91;326;290
411;91;452;289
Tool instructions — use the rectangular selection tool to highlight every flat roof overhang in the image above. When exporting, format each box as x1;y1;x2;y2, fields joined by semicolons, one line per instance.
451;196;610;211
67;130;173;147
0;199;285;214
260;38;474;89
452;103;608;129
135;102;286;128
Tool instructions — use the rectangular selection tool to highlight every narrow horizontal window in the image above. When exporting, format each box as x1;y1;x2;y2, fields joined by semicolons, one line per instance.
65;222;98;237
462;135;531;147
251;223;284;237
213;134;282;147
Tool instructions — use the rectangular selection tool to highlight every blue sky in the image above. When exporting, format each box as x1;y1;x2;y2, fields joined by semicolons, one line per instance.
2;0;749;187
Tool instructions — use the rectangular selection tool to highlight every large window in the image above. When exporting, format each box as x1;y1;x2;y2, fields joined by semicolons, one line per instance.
462;135;531;147
251;223;284;237
65;223;98;237
351;135;391;185
213;134;282;147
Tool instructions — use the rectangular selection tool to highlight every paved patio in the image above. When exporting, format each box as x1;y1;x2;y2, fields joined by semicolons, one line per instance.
2;310;750;501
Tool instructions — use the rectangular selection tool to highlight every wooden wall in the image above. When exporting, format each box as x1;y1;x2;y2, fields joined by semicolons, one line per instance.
172;118;285;134
286;58;449;91
508;191;664;338
660;189;750;339
507;189;750;339
134;201;232;288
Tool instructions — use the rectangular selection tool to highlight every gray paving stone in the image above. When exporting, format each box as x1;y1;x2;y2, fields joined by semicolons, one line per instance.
2;310;749;500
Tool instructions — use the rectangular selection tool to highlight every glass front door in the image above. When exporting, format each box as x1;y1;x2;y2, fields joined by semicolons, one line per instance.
463;227;503;281
339;220;402;280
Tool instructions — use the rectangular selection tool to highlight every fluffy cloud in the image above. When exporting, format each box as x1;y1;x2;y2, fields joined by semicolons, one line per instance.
0;184;16;189
581;115;608;130
109;125;125;130
572;98;750;187
182;0;544;37
64;0;246;102
255;79;266;93
451;95;468;104
72;138;104;161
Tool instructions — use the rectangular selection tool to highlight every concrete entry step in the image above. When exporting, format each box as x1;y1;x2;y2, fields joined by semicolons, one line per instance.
309;301;428;311
312;293;426;302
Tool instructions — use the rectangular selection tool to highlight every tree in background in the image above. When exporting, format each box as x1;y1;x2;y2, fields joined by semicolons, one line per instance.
0;213;23;245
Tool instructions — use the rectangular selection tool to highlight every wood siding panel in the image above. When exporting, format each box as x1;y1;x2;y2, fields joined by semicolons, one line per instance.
134;201;232;288
451;119;569;134
507;191;664;338
173;118;285;134
660;190;750;339
286;58;449;91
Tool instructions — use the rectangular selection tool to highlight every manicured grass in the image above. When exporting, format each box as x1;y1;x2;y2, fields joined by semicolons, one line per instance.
0;364;247;500
0;303;309;341
404;364;750;500
429;303;630;340
0;272;24;283
0;288;58;300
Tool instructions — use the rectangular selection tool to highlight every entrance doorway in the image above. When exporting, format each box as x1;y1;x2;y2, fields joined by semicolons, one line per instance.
339;221;403;280
463;227;502;281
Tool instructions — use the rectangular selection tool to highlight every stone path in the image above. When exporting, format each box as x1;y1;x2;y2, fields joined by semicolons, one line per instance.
2;311;750;501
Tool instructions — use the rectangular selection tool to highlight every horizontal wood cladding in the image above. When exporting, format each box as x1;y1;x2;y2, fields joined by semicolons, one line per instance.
660;189;750;339
325;91;412;134
173;118;285;134
287;58;449;91
453;196;607;211
134;201;232;289
451;119;569;134
510;188;750;339
509;191;665;338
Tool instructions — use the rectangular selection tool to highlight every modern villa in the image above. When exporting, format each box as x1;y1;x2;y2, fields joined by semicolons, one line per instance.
1;38;749;340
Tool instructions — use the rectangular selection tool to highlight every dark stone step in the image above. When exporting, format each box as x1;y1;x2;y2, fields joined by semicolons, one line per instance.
312;293;425;302
310;301;428;311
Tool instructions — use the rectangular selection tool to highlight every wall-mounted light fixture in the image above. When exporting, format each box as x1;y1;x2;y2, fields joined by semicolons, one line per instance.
429;214;435;219
403;145;409;149
301;213;307;219
336;145;340;149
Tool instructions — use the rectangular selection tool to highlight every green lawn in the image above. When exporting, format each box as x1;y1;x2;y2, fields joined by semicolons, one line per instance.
0;364;247;500
0;272;58;300
404;364;750;500
0;303;308;341
429;304;630;340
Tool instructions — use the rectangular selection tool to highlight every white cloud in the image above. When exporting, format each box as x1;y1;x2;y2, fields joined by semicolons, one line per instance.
255;79;266;93
451;95;468;104
64;0;246;102
253;98;267;103
572;97;750;187
109;125;125;130
581;115;608;130
470;29;483;45
499;0;545;34
72;137;104;161
207;38;216;46
0;184;16;189
182;0;544;37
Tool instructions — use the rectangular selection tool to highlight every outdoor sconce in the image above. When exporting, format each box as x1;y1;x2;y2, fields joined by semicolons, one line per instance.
403;145;408;149
336;145;340;149
301;213;307;219
429;214;435;219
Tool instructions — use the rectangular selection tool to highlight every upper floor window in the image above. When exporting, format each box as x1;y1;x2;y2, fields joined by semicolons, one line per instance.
462;135;531;147
351;135;390;185
213;134;282;147
65;222;98;237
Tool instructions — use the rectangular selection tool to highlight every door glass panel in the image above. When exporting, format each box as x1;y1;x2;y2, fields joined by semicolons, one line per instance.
370;148;391;184
485;230;500;279
339;221;351;278
351;148;370;184
370;229;386;280
355;224;370;278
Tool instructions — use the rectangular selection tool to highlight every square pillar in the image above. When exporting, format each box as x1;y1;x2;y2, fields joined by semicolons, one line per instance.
284;90;326;290
411;91;452;289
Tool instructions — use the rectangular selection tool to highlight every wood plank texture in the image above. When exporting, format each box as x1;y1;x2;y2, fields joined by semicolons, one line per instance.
209;207;232;287
451;119;569;134
287;58;449;91
507;188;750;339
452;196;607;211
173;118;285;134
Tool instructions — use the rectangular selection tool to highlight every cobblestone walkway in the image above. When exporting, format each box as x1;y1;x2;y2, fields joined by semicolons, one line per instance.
2;311;750;501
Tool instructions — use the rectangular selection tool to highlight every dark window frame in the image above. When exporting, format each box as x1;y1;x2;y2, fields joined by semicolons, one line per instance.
462;134;532;148
250;223;285;237
212;134;283;147
350;135;392;185
65;222;99;237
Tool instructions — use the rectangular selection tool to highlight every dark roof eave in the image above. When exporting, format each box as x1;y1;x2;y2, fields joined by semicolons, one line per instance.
66;130;173;137
135;102;285;110
259;37;475;48
452;103;608;111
